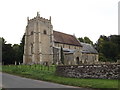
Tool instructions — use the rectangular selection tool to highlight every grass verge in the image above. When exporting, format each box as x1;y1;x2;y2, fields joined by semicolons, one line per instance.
2;65;119;89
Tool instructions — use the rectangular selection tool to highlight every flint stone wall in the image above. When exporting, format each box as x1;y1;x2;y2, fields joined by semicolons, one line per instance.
56;64;120;79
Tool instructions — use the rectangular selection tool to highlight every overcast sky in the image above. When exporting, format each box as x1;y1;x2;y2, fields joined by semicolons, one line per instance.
0;0;119;44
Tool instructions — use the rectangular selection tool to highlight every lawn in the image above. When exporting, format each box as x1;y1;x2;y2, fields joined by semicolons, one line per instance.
1;65;119;89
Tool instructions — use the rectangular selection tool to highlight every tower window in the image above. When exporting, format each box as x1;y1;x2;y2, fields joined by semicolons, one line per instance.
31;44;33;54
31;31;33;35
43;30;47;34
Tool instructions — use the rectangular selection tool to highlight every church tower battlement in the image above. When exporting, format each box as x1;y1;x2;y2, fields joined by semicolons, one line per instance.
28;13;51;25
23;12;54;65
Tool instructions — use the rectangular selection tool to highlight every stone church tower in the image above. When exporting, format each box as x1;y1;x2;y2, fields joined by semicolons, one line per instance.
23;12;98;65
23;12;53;65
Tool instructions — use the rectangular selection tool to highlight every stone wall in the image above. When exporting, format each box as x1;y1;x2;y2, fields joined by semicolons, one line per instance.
56;64;119;79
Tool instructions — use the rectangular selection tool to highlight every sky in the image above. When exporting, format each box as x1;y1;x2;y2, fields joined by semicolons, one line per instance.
0;0;119;44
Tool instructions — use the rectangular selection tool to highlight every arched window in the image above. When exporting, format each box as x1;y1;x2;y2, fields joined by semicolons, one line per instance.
43;30;47;34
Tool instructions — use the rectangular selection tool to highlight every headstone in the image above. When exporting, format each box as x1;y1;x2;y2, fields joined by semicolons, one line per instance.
15;61;17;65
117;60;120;64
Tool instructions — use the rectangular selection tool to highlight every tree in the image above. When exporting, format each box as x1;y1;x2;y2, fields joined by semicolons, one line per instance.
2;43;15;64
0;37;6;45
95;35;120;62
13;44;21;64
78;37;93;45
60;47;64;65
19;34;25;63
78;37;84;42
109;35;120;52
1;35;25;65
96;35;105;52
84;37;93;45
101;42;118;61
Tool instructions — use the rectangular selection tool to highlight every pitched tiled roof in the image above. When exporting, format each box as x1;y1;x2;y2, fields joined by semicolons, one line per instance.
53;30;82;47
81;43;98;54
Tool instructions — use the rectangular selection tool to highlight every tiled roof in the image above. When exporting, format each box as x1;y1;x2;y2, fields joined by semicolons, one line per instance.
53;46;76;54
81;43;98;54
53;30;82;47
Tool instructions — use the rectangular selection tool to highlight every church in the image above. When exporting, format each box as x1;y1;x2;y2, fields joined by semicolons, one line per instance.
23;12;98;65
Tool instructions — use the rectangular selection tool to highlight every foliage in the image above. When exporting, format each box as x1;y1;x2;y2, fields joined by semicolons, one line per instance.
60;47;64;65
2;65;119;89
95;35;120;62
98;53;107;62
2;35;25;65
78;37;93;45
2;37;15;64
12;44;21;64
19;34;25;63
84;37;93;45
78;37;84;42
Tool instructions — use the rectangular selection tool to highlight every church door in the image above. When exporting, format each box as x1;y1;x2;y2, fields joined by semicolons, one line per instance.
76;57;79;65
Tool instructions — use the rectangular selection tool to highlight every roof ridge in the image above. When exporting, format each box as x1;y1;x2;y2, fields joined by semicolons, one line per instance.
53;30;74;37
53;30;82;47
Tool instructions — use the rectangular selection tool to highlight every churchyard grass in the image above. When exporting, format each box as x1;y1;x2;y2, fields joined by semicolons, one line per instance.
2;65;119;89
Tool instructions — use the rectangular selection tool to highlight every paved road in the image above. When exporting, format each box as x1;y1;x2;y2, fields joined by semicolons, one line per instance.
1;72;94;89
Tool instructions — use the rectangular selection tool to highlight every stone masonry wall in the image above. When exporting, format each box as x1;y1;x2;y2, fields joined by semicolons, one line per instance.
56;64;120;79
